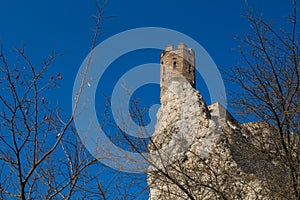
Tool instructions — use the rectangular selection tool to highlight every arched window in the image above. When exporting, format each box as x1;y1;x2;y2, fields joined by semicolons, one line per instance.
173;61;177;69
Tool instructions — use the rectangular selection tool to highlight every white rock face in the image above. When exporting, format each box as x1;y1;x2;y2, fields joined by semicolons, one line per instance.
147;81;268;200
148;81;213;170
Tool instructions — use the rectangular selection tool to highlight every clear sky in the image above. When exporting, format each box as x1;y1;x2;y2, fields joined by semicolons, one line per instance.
0;0;292;108
0;0;294;198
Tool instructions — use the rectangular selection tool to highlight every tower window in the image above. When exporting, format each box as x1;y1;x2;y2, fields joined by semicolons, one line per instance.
161;61;164;65
173;61;177;69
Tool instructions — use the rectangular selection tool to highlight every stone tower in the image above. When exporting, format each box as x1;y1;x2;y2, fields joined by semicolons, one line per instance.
160;43;196;99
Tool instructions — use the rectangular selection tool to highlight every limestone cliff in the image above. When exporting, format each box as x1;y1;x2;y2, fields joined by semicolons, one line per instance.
147;81;269;200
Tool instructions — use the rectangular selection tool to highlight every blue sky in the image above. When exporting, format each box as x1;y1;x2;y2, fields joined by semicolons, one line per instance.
0;0;292;110
0;0;294;198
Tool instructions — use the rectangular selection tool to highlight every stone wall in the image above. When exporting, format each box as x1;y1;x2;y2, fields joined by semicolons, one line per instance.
160;44;195;98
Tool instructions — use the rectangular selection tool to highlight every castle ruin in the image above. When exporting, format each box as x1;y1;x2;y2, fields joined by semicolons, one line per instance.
160;44;196;99
147;44;274;200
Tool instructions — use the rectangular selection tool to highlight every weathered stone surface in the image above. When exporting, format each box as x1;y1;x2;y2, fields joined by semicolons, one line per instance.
148;80;210;171
147;81;269;200
147;43;283;199
160;44;195;99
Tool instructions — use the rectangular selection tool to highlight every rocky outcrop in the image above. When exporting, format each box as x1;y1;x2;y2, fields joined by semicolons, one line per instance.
147;81;270;200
